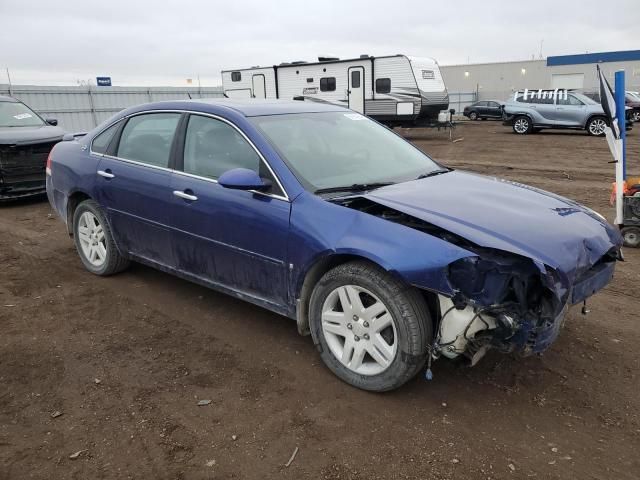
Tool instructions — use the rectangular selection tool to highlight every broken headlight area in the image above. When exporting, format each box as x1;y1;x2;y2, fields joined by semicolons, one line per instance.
438;251;568;364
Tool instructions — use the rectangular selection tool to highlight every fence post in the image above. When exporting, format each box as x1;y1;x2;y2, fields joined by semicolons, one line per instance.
147;88;153;103
87;86;98;128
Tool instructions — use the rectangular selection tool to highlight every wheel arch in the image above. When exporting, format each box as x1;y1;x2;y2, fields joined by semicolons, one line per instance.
585;113;608;129
66;190;93;235
294;252;438;336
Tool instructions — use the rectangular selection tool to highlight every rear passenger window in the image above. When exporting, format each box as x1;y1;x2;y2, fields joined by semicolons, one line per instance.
91;122;120;155
376;78;391;94
558;94;584;106
320;77;336;92
116;113;180;168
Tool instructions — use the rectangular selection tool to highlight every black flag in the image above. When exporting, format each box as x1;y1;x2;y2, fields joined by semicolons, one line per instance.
597;65;620;139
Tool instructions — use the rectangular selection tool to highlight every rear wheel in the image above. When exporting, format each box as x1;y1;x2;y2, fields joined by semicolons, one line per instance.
622;227;640;248
73;199;130;276
309;261;432;392
513;116;532;134
587;116;608;136
469;111;478;121
632;110;640;123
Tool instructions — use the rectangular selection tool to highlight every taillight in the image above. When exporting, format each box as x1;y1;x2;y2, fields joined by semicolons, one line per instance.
46;151;52;176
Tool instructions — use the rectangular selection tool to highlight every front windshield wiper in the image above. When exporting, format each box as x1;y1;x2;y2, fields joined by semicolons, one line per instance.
314;182;395;195
415;168;451;180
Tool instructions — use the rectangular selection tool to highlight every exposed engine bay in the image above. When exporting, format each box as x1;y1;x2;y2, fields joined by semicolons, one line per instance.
335;196;621;365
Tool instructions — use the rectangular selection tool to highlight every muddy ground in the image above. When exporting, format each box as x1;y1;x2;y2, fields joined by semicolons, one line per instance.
1;121;639;480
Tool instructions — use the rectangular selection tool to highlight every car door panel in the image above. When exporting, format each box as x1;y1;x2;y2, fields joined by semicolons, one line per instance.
169;114;291;306
95;157;174;263
555;94;587;127
93;112;181;267
170;174;290;305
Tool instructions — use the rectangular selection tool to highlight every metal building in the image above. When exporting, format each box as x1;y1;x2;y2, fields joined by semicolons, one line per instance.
441;49;640;110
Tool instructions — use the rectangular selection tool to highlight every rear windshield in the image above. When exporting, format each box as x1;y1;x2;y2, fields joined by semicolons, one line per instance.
0;101;44;127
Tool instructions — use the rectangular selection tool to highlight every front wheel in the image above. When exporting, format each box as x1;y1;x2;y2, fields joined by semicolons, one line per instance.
469;111;478;121
632;110;640;123
73;199;130;276
513;116;532;134
587;116;608;136
309;261;432;391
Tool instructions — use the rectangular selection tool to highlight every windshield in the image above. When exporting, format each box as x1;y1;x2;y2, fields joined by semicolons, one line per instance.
250;112;442;191
0;101;44;127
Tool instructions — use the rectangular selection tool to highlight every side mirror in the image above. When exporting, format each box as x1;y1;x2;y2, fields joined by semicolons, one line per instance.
218;168;271;191
46;118;58;126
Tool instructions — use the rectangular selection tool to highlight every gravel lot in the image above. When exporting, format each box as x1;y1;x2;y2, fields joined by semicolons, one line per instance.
1;121;639;479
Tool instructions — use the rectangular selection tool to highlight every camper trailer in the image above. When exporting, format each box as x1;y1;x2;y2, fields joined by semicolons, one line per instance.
221;55;449;127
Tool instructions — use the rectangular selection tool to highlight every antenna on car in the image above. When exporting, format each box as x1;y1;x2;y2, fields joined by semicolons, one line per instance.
187;92;192;99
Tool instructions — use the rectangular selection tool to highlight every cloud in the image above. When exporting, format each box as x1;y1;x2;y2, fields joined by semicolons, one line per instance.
1;0;638;86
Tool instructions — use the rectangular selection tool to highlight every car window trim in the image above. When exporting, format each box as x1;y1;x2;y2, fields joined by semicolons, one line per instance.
90;109;290;202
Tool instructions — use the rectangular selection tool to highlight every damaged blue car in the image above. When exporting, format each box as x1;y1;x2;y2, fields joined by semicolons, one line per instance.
46;99;623;391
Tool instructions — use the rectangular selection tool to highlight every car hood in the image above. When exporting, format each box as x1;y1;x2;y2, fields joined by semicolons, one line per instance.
364;170;621;277
0;125;65;145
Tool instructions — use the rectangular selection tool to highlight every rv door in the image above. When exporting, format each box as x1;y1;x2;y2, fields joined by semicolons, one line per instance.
252;74;266;99
348;67;365;114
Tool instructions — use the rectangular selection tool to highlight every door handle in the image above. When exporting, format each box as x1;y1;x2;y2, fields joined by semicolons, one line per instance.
97;170;115;179
173;190;198;202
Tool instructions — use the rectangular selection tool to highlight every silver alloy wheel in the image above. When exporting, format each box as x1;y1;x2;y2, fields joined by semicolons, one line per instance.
633;111;640;122
469;112;478;120
77;211;107;267
321;285;397;376
589;118;607;135
624;230;639;247
514;118;529;133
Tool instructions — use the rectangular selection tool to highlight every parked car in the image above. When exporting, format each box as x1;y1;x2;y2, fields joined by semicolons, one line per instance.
0;95;64;200
576;91;637;125
625;92;640;123
503;90;632;135
463;100;504;120
46;99;622;391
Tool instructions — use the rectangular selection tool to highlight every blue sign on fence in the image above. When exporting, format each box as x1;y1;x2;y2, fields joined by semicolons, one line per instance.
96;77;112;87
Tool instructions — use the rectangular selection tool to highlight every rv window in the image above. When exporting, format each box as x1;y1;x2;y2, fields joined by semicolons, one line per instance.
376;78;391;94
422;70;435;80
231;72;241;82
320;77;336;92
351;70;361;89
307;78;314;83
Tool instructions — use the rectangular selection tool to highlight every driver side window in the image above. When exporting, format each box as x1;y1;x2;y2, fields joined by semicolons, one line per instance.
183;115;282;194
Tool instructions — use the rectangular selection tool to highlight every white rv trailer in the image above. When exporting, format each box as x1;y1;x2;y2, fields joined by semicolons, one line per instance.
221;55;449;127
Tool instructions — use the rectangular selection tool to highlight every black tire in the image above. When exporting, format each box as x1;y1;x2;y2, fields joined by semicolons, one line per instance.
586;116;609;136
512;115;532;134
622;227;640;248
309;261;432;392
469;111;478;121
72;199;130;276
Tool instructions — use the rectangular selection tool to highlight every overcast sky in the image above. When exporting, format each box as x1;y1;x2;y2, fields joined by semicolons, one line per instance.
1;0;638;86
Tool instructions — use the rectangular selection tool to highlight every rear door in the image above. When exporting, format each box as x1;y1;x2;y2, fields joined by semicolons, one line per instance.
169;113;291;306
348;67;365;114
252;74;266;99
94;112;182;267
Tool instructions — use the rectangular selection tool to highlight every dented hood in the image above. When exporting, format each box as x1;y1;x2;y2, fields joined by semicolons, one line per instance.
365;171;622;276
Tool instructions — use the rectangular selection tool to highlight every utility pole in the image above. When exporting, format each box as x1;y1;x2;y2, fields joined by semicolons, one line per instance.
6;67;12;96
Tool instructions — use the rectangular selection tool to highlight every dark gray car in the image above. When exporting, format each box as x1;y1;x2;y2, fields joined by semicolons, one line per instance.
502;90;613;136
0;96;64;199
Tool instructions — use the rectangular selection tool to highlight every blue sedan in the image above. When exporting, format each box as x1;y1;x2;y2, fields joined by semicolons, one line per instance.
46;99;622;391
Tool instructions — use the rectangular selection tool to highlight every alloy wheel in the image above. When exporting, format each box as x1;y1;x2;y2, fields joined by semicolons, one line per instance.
514;118;529;133
589;118;607;135
321;285;397;376
77;211;107;267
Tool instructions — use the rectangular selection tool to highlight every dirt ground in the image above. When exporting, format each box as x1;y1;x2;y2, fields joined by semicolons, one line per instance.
1;121;639;480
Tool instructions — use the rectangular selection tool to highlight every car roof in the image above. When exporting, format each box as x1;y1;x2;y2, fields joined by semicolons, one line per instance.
129;98;347;117
0;95;19;103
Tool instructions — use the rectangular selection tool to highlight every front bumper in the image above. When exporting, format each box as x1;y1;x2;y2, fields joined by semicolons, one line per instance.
0;179;46;200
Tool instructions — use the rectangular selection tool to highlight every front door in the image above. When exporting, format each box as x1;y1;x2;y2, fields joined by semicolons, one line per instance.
169;114;290;306
555;93;587;127
94;112;182;267
252;74;266;99
348;67;365;114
